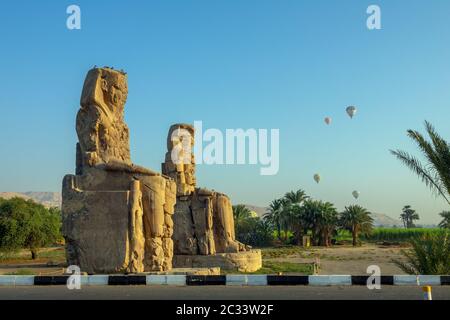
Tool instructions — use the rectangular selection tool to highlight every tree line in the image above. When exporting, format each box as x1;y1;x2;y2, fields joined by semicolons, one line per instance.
233;189;374;247
0;197;62;259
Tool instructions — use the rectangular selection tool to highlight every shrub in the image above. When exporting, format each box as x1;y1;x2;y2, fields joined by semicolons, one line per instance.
235;217;273;247
393;231;450;275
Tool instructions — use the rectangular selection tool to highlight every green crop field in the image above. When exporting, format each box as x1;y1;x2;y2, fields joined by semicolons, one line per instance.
362;227;443;242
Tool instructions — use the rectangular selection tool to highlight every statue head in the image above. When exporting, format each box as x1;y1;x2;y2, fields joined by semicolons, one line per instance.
80;67;128;116
164;123;197;193
167;123;195;152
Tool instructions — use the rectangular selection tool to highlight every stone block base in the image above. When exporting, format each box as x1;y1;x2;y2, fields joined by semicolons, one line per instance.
173;250;262;273
135;268;221;276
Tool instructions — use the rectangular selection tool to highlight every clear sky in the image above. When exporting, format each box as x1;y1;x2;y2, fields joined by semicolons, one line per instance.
1;0;449;223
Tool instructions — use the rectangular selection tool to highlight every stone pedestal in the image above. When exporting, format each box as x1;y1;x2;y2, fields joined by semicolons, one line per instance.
173;250;262;273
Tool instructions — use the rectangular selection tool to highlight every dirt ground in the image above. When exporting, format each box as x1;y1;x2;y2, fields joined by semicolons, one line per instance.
0;244;409;275
0;247;66;275
264;244;409;275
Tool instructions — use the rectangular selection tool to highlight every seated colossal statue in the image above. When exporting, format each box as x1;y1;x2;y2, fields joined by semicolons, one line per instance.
162;124;250;256
62;67;176;274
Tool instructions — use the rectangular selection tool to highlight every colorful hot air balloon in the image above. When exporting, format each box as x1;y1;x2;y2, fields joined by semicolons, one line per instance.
346;106;357;119
314;174;321;184
324;117;332;125
352;190;360;199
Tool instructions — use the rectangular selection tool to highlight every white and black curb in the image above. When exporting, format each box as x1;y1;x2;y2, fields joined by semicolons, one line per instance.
0;275;448;286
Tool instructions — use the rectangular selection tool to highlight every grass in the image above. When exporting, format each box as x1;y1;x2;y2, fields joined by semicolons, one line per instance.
222;261;314;275
4;269;35;275
0;246;65;263
261;246;306;259
254;261;313;274
335;230;353;242
362;228;443;242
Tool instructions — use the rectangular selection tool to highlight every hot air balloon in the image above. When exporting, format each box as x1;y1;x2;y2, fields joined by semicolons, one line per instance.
324;117;332;125
352;190;360;199
314;174;321;184
346;106;357;119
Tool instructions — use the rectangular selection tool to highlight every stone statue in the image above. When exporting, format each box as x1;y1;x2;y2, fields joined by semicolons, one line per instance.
62;67;176;274
162;124;262;272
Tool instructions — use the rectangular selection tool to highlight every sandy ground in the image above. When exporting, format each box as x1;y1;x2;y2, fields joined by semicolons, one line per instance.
265;244;408;275
0;244;409;275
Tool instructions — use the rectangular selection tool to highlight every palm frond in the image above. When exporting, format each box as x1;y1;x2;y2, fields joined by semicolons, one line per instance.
390;149;450;205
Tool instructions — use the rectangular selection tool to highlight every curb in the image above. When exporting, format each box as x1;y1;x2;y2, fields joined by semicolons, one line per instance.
0;275;448;286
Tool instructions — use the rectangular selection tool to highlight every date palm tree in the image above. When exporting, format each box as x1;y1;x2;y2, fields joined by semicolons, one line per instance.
438;211;450;229
232;205;252;227
340;205;374;246
391;121;450;206
393;231;450;275
280;189;309;242
302;200;338;246
264;199;283;240
400;205;420;228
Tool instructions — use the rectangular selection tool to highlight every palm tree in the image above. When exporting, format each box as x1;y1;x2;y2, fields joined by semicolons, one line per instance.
232;205;252;227
284;189;308;205
302;200;338;246
438;211;450;229
340;205;374;246
264;199;283;240
281;189;309;242
391;121;450;206
393;231;450;275
400;205;420;228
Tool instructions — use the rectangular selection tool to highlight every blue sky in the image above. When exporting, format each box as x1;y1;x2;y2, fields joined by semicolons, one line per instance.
1;0;449;223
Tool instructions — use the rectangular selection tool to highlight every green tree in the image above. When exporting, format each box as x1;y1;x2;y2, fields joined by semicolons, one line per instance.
0;198;62;259
232;205;252;227
280;189;309;242
302;200;338;246
235;217;273;247
400;205;420;228
340;205;374;246
438;211;450;229
264;199;283;240
393;231;450;275
391;121;450;206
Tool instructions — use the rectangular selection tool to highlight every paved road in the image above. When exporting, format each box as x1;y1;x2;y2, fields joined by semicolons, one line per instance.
0;285;448;300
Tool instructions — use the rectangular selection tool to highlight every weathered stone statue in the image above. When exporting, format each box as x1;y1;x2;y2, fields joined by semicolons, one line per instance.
162;124;262;272
62;67;176;274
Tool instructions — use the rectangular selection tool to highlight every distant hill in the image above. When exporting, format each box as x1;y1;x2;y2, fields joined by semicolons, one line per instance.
242;204;402;227
371;213;402;227
242;205;267;218
0;192;61;208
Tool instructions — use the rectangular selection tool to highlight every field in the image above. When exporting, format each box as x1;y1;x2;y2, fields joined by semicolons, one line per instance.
261;244;409;275
362;227;442;242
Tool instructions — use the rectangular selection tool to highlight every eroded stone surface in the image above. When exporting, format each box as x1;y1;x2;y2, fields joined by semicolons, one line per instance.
62;67;175;274
162;124;259;272
173;250;263;273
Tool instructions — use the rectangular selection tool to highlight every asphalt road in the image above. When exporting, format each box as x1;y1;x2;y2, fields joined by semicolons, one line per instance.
0;285;448;300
